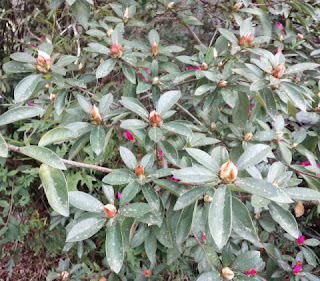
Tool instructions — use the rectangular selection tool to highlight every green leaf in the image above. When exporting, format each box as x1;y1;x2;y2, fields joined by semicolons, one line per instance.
88;43;110;55
236;144;271;170
148;127;163;143
285;187;320;201
217;28;238;45
90;126;105;156
106;221;124;274
119;203;153;218
0;106;44;126
14;74;42;103
231;251;262;271
39;164;69;216
119;146;137;170
281;82;306;112
155;223;173;248
10;52;36;63
20;146;66;170
204;245;221;268
120;181;140;206
122;63;136;84
96;59;117;79
181;16;203;26
285;63;320;75
250;79;268;91
102;169;136;185
119;97;148;120
208;186;232;249
162;121;193;136
232;92;249;128
39;128;76;147
156;90;181;116
120;119;148;130
145;230;157;264
186;148;220;172
69;191;104;212
71;0;90;28
66;213;106;242
194;84;216;96
269;202;299;238
148;29;160;45
55;55;77;67
174;185;210;210
278;141;292;164
176;202;197;245
232;197;261;247
235;178;293;204
159;141;179;166
154;179;184;196
0;133;8;158
173;166;216;183
3;61;35;73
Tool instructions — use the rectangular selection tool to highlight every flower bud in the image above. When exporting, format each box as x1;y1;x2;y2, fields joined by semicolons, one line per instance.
126;130;134;141
61;271;70;280
166;2;174;11
217;80;228;88
248;110;252;117
90;104;102;122
294;261;302;274
245;268;257;277
272;180;278;187
204;194;213;203
152;77;161;85
271;84;279;90
144;269;152;276
137;153;143;159
244;132;253;142
238;32;252;48
219;160;238;183
297;235;305;245
202;233;207;240
99;277;107;281
104;204;117;219
152;41;158;56
294;76;301;83
211;122;216;130
275;46;282;54
123;6;129;23
273;63;286;79
107;28;113;38
78;63;83;70
218;61;223;67
295;201;304;218
297;33;303;41
37;50;51;66
111;42;123;57
201;62;208;70
148;110;162;126
135;164;144;176
233;2;243;11
50;93;56;101
212;47;218;59
218;105;223;111
222;267;234;280
279;34;284;41
255;213;260;219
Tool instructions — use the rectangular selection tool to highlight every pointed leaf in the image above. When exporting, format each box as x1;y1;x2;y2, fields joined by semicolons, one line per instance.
96;59;117;79
119;146;137;170
156;90;181;116
0;106;44;126
14;74;42;103
186;148;220;172
90;125;106;156
236;144;271;170
69;191;104;212
39;128;76;147
0;133;8;158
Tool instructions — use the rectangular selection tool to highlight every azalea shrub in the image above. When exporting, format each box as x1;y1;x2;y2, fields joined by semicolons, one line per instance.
1;0;320;280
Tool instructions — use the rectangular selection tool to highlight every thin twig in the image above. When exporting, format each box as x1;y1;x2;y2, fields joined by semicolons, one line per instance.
4;176;15;228
183;23;203;45
191;229;205;252
209;30;218;48
7;144;113;174
175;102;204;126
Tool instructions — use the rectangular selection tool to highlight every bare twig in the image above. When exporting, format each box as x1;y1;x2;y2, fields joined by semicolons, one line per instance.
183;23;203;45
4;176;15;228
7;144;113;174
175;102;204;126
209;30;218;48
191;229;205;252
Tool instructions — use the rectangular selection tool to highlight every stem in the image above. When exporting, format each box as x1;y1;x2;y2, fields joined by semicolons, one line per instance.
7;144;113;174
175;102;204;126
191;229;205;252
183;23;203;45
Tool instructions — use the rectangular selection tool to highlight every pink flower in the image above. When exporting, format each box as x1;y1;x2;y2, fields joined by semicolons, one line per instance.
202;233;206;240
258;56;261;61
126;130;134;140
243;52;248;56
29;44;37;47
196;66;200;70
245;268;257;276
250;103;256;110
189;66;193;70
301;161;320;168
276;22;285;31
171;177;178;182
159;150;163;156
275;46;282;54
27;103;34;107
297;235;305;245
294;261;302;274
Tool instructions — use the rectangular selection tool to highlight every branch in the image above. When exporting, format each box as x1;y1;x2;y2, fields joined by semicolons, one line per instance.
175;102;204;126
7;144;113;174
191;229;205;252
183;23;203;45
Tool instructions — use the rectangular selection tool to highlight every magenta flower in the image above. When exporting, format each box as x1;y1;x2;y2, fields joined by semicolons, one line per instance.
250;103;256;110
276;22;285;31
171;177;178;182
297;235;305;245
189;66;200;70
202;233;206;240
27;103;34;107
126;130;134;141
301;161;320;168
159;150;163;156
275;46;282;54
258;56;261;61
294;262;302;274
29;44;37;48
245;268;257;276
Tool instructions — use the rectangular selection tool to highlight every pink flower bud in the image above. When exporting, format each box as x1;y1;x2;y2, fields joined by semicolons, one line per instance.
245;268;257;276
297;235;305;245
275;46;282;54
104;204;117;219
238;32;252;48
118;192;121;201
273;63;286;79
171;177;178;182
188;66;193;70
294;261;302;274
28;103;34;107
196;66;200;70
126;130;134;140
202;233;206;240
90;104;102;123
61;271;70;280
159;150;163;156
222;267;234;280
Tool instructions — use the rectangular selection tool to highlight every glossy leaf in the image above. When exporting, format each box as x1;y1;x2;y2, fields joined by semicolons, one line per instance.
69;191;104;212
39;128;76;147
0;106;44;126
14;74;42;103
